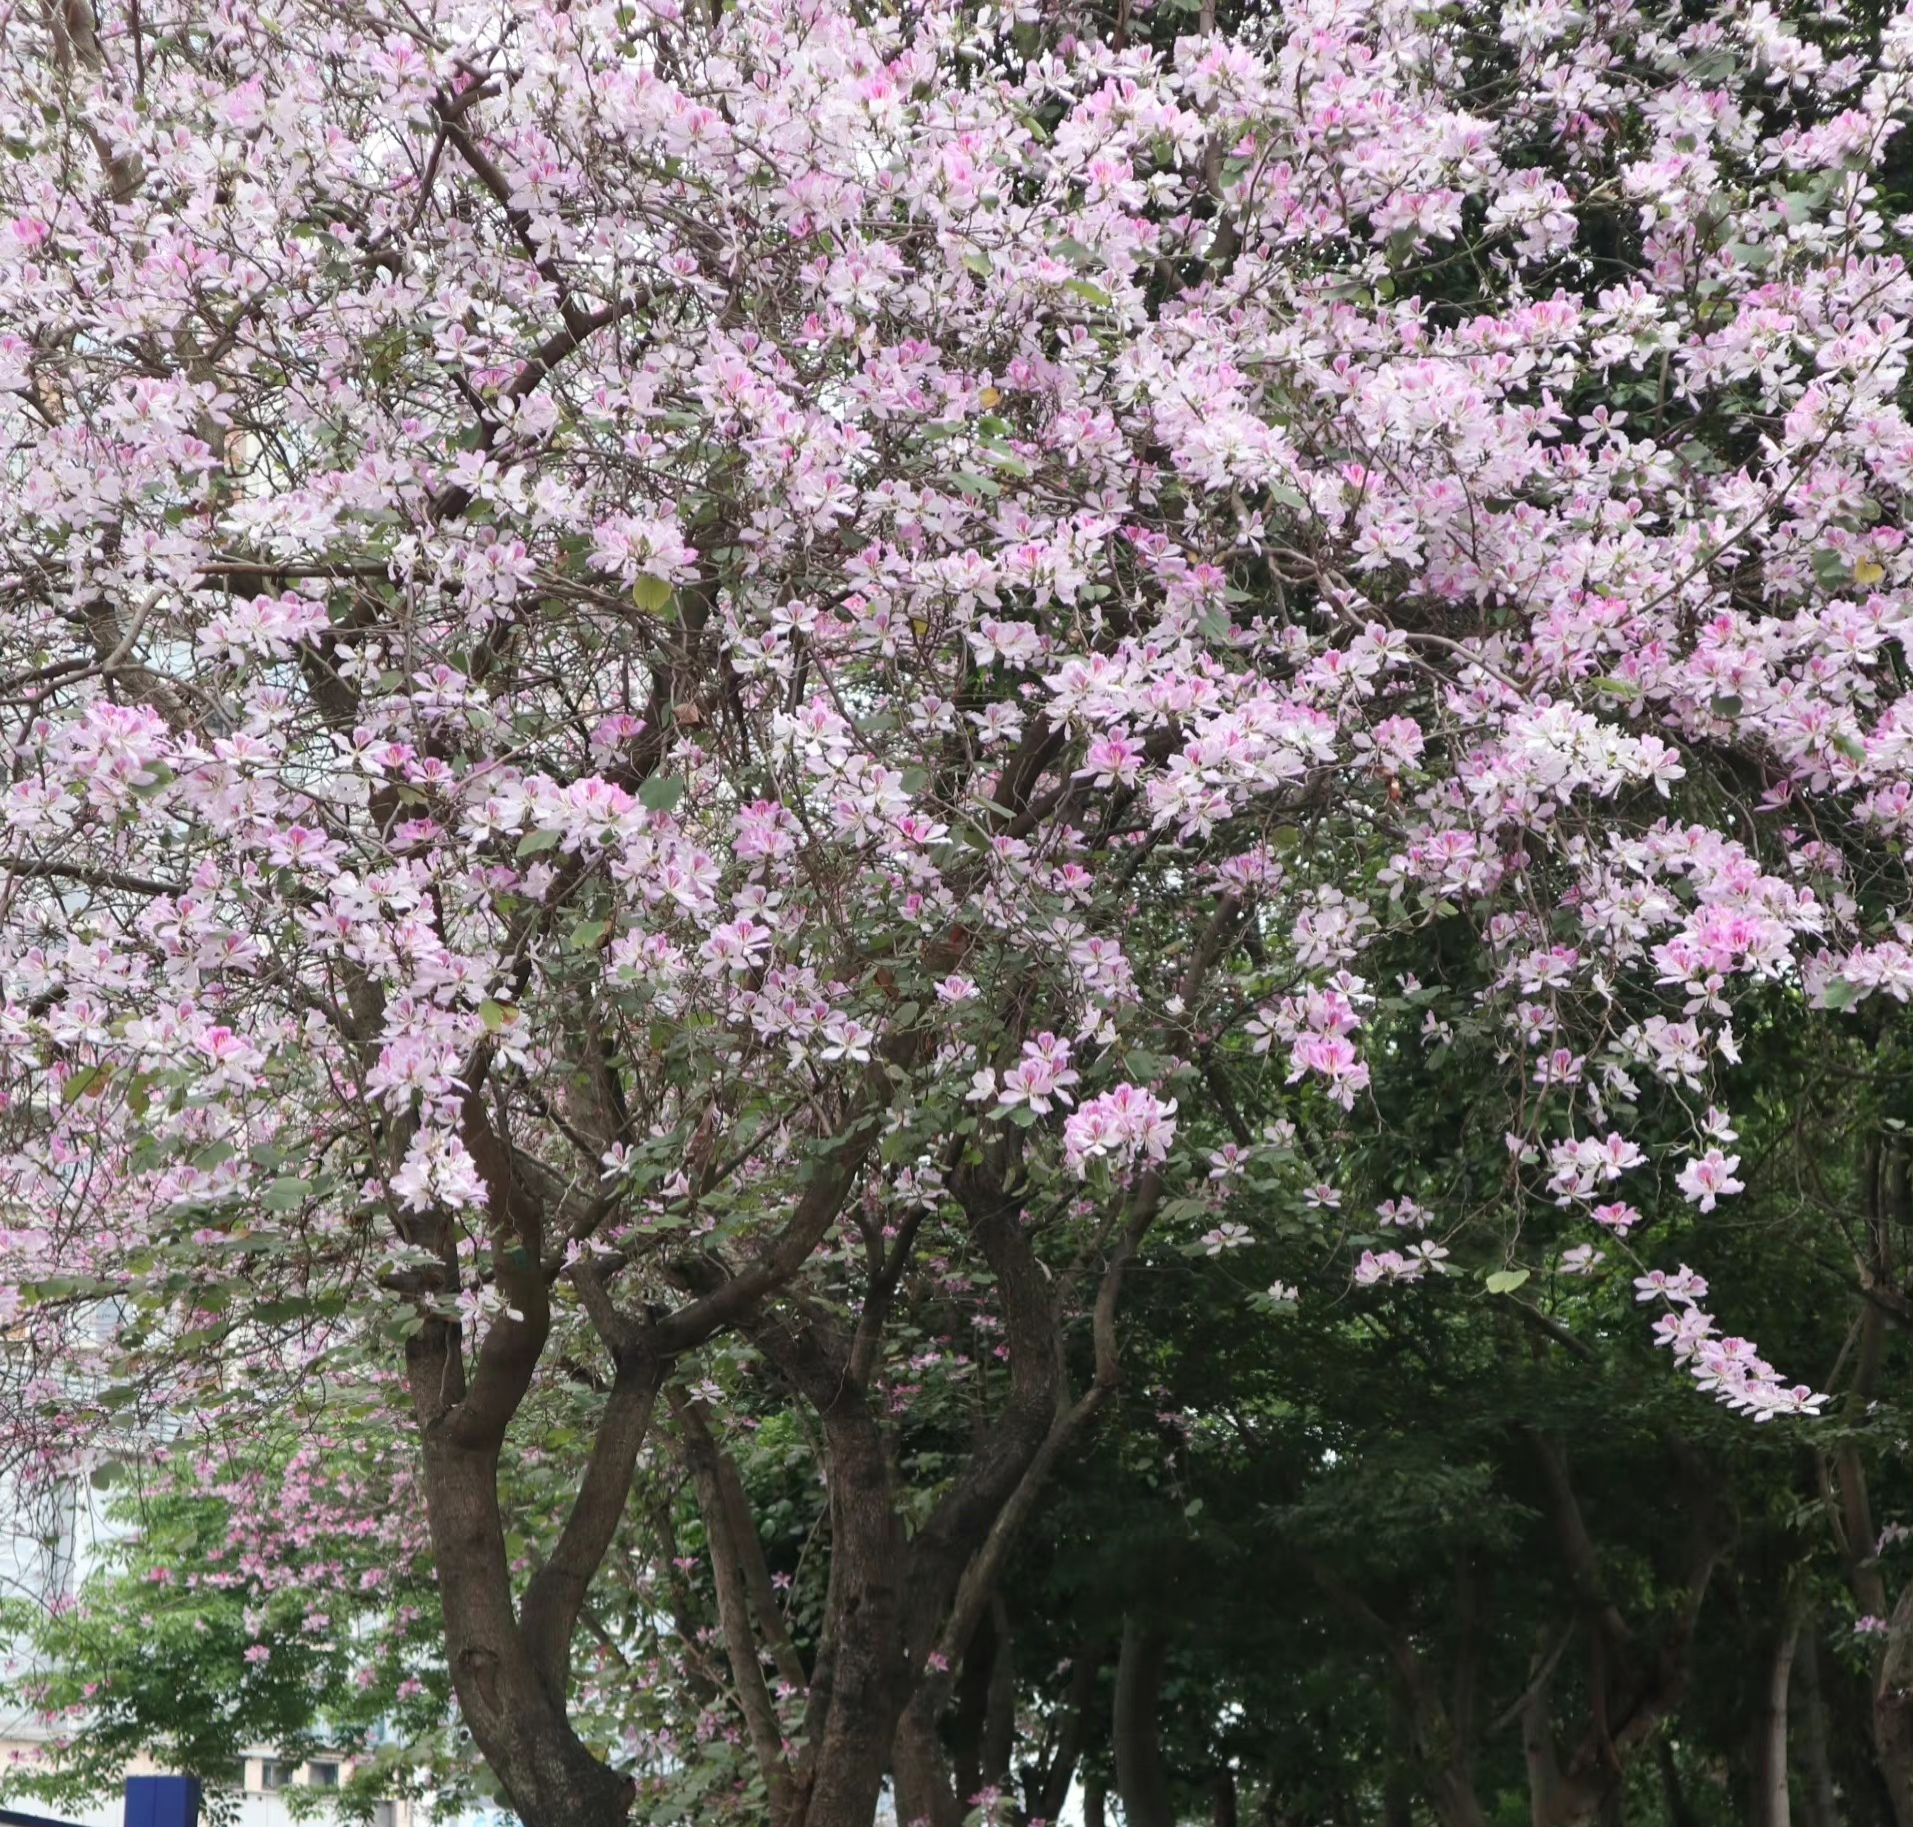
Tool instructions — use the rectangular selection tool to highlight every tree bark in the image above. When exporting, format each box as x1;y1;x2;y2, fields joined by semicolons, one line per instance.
673;1393;796;1826
1795;1623;1841;1827
893;1707;966;1827
800;1394;911;1827
401;1097;643;1827
981;1594;1016;1798
950;1603;997;1811
1210;1769;1237;1827
1750;1612;1800;1827
737;1300;911;1827
1875;1581;1913;1827
1114;1617;1176;1827
1655;1741;1701;1827
1032;1641;1105;1826
1828;1141;1913;1827
410;1338;636;1827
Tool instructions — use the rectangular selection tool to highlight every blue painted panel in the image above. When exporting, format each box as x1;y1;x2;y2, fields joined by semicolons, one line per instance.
124;1777;201;1827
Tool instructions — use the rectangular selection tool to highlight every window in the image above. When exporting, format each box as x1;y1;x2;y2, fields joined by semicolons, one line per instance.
307;1764;340;1789
372;1804;398;1827
260;1761;291;1793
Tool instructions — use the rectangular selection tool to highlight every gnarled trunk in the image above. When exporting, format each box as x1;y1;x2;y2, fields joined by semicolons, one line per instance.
408;1312;639;1827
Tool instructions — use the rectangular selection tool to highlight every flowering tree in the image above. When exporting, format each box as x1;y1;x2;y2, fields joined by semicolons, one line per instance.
0;1426;460;1821
8;0;1913;1820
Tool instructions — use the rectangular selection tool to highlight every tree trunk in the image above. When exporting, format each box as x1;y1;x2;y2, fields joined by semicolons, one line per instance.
1795;1625;1841;1827
1751;1614;1800;1827
1210;1769;1237;1827
416;1421;634;1827
1654;1741;1701;1827
892;1707;965;1827
1833;1143;1913;1827
949;1602;998;1810
1875;1580;1913;1827
1084;1775;1107;1827
981;1594;1016;1798
1115;1617;1176;1827
1032;1640;1105;1825
1428;1765;1492;1827
796;1401;911;1827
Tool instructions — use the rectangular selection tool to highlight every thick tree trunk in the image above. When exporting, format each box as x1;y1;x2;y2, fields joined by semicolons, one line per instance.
949;1601;998;1810
1114;1617;1176;1827
893;1708;965;1827
797;1402;911;1827
416;1415;634;1827
1750;1615;1800;1827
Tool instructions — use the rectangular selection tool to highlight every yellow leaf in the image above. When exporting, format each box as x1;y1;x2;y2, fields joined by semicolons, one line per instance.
977;387;1001;408
1854;556;1886;587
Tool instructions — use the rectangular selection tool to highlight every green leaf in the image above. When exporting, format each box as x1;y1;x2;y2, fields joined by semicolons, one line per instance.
253;1296;315;1323
1821;977;1860;1011
516;827;562;856
570;918;611;952
951;471;1001;498
262;1177;313;1213
61;1064;108;1105
1588;676;1639;699
640;775;686;812
1063;277;1112;308
633;574;675;612
478;999;516;1032
1485;1268;1531;1295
